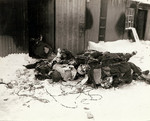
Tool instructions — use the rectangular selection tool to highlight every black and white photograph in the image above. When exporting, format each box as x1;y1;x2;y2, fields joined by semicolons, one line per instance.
0;0;150;121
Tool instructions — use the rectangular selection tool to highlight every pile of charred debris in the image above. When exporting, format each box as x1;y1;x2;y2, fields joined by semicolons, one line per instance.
25;48;150;89
1;36;150;108
24;35;150;89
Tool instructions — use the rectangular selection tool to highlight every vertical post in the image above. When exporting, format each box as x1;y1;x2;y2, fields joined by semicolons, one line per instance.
134;2;138;29
98;0;108;41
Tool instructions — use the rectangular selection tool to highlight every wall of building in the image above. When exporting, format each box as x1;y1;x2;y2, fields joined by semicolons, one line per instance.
0;0;28;57
55;0;86;54
144;10;150;40
105;0;126;41
85;0;101;46
0;0;55;57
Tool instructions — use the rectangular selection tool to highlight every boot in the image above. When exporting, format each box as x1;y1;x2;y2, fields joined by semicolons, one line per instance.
140;73;150;84
142;70;149;75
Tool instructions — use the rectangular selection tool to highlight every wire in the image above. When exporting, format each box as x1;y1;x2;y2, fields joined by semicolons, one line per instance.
45;83;103;109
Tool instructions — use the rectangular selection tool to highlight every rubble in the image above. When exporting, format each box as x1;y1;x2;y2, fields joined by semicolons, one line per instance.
1;40;150;121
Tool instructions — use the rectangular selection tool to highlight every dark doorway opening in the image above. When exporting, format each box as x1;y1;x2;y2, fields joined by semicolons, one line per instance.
27;0;55;57
136;9;147;40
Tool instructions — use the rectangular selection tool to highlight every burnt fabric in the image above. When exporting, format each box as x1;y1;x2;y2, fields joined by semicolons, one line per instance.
34;41;52;58
78;50;103;57
35;61;52;74
110;62;132;86
101;62;143;87
53;64;77;81
35;60;52;80
25;48;141;88
50;70;63;82
25;60;53;80
99;52;138;87
29;38;53;59
25;60;52;70
101;52;135;67
59;49;75;60
53;48;77;67
76;50;103;68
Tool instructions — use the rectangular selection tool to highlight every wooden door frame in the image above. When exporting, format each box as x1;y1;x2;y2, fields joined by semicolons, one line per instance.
136;9;147;40
135;2;150;40
55;0;86;54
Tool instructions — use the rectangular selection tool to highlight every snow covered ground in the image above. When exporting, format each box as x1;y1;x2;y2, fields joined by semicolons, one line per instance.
0;39;150;121
132;0;150;4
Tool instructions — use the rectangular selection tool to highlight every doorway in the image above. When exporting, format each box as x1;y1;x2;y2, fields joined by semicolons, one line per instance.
136;9;147;40
55;0;86;54
28;0;55;49
28;0;86;54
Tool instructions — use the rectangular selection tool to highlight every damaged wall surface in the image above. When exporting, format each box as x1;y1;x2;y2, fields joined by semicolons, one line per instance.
0;0;55;57
1;0;150;57
55;0;86;54
0;0;28;57
102;0;150;41
145;10;150;40
85;0;101;44
105;0;126;41
28;0;55;50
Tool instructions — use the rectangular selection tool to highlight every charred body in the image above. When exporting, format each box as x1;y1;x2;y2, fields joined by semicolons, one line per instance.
25;48;150;89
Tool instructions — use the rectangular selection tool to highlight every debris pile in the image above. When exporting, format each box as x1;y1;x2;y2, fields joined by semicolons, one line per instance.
25;48;150;89
0;46;150;109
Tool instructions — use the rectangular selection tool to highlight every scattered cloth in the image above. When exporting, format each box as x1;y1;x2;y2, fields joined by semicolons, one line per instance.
24;48;150;89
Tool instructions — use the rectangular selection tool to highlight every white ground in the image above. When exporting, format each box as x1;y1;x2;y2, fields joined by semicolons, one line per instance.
0;39;150;121
132;0;150;4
